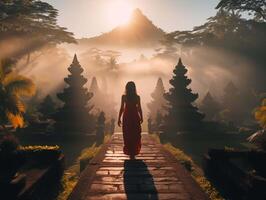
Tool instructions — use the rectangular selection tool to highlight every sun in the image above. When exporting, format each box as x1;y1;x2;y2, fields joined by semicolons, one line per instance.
106;0;133;27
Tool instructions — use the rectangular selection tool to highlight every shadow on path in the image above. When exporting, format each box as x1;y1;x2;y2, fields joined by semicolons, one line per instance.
123;159;158;200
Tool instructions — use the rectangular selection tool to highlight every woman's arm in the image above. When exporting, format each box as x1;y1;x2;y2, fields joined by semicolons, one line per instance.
118;95;125;127
137;96;143;124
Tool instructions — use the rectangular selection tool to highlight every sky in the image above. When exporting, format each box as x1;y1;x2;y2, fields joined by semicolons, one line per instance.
45;0;220;38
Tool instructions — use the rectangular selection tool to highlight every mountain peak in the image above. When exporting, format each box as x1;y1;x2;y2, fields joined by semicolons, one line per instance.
79;9;165;48
132;8;144;18
129;8;152;25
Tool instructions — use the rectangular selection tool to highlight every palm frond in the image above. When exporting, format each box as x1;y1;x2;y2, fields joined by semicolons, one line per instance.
6;111;24;128
5;94;21;114
3;73;36;97
0;58;16;81
0;65;4;81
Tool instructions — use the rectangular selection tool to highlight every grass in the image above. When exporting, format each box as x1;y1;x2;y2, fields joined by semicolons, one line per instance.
150;133;224;200
78;143;101;161
56;134;111;200
164;143;223;200
56;144;100;200
162;131;251;166
57;162;80;200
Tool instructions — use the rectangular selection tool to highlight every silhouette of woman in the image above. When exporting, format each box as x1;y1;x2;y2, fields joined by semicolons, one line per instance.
118;81;143;159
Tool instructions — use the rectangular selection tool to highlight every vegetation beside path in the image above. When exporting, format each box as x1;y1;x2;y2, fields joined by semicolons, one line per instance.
56;134;111;200
151;134;223;200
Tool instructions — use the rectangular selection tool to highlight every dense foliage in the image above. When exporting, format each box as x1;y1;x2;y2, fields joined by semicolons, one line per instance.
38;95;56;119
147;78;167;119
216;0;266;21
167;9;266;91
96;111;105;144
200;92;221;121
255;98;266;129
89;76;117;120
0;58;36;129
0;0;75;59
147;77;167;131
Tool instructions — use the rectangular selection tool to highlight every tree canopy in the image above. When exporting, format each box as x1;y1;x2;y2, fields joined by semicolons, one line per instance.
255;98;266;130
0;58;36;129
166;9;266;91
0;0;76;59
216;0;266;21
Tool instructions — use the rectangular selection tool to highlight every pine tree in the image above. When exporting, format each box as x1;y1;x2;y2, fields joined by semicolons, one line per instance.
155;111;163;131
39;95;56;119
89;77;102;114
110;118;115;134
200;92;221;121
53;55;94;134
221;81;241;123
96;111;105;144
147;77;167;122
148;118;153;133
89;77;117;119
223;81;239;109
89;77;100;94
164;58;204;132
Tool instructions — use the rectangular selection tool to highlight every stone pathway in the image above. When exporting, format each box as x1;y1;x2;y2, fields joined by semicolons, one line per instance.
68;132;209;200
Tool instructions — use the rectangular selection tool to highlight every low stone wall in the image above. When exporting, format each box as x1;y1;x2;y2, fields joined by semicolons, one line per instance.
0;151;64;200
203;149;266;200
18;154;64;200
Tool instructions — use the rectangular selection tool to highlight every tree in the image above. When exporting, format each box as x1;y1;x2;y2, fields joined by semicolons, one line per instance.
0;58;36;130
0;0;76;62
53;55;94;134
96;111;105;144
155;111;163;131
110;118;115;134
108;56;118;71
216;0;266;21
167;9;266;91
38;95;56;119
147;78;167;121
223;81;239;109
89;77;117;119
220;81;243;124
200;92;221;121
89;77;100;95
89;77;101;114
164;58;204;132
148;118;153;133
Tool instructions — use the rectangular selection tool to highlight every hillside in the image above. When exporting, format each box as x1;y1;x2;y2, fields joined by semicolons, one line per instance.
78;9;166;48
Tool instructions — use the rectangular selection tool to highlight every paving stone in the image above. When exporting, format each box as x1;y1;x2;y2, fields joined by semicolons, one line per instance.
90;183;119;192
69;132;209;200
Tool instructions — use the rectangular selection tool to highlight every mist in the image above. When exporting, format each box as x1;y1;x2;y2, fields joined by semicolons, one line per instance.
4;40;256;125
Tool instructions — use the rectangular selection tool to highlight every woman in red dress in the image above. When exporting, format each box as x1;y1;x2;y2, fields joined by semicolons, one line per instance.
118;81;143;160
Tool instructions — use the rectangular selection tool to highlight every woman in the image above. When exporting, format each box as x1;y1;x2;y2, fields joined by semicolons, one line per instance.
118;81;143;159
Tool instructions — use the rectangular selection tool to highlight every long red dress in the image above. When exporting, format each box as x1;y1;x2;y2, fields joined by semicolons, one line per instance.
122;96;141;156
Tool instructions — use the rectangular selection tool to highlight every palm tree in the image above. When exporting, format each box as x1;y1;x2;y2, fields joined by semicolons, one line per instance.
0;58;36;131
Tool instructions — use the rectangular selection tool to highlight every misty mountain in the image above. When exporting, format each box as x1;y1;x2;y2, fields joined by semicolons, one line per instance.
78;9;166;48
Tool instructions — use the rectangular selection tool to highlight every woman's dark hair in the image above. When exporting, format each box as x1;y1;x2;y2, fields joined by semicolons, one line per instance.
125;81;137;100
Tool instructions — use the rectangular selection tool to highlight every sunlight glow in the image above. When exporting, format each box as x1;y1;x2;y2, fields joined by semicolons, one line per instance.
106;0;133;27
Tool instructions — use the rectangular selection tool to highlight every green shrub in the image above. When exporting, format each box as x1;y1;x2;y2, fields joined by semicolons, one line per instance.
57;142;103;200
163;143;223;200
